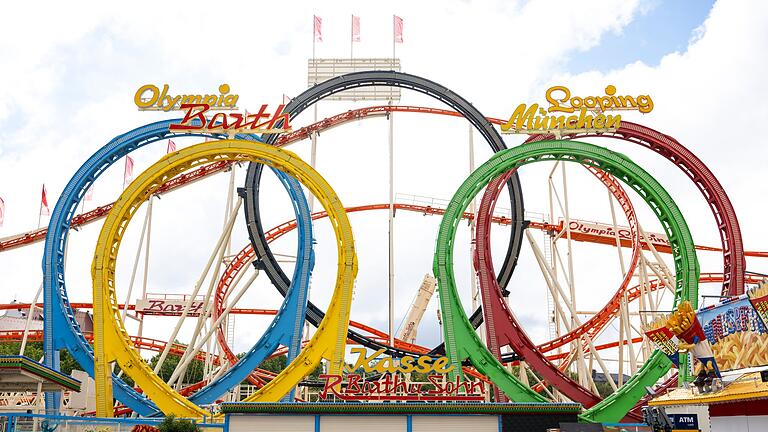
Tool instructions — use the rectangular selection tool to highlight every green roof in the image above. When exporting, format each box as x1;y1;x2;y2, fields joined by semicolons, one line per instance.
0;355;81;391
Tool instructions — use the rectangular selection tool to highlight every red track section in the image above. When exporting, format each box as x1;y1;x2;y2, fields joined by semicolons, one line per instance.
6;107;760;270
475;167;642;407
525;123;746;296
210;203;513;382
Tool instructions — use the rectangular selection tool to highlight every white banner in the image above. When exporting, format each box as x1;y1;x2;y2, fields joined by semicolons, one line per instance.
135;298;205;316
566;219;671;249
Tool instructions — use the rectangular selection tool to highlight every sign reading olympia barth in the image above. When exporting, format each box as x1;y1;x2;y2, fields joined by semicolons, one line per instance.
318;348;485;401
501;85;653;135
134;83;292;135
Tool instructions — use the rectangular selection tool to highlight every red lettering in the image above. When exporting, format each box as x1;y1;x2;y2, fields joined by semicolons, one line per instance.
169;104;210;131
427;375;444;394
346;374;362;394
242;105;270;130
146;300;164;311
208;112;230;130
318;374;343;399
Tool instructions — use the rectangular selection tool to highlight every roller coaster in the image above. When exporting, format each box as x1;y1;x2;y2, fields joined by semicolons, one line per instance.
0;70;765;424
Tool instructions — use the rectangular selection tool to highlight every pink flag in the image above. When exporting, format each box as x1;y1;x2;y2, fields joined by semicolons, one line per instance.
167;139;176;154
123;155;134;188
313;15;323;42
394;15;404;43
283;94;291;104
40;185;50;216
85;185;94;201
0;197;5;227
352;15;360;42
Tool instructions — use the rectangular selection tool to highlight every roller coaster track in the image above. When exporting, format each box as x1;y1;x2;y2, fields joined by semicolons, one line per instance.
474;165;642;408
90;140;356;417
433;140;699;424
243;72;525;369
40;120;319;416
11;86;745;419
526;126;745;296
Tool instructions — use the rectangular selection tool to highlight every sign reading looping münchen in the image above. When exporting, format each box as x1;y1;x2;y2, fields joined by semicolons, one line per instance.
501;85;654;134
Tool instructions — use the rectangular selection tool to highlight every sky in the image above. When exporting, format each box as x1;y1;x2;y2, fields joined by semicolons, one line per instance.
1;0;767;382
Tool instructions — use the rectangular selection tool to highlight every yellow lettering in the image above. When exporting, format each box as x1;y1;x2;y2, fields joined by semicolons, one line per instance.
605;114;621;129
593;114;606;129
223;94;239;108
181;95;202;105
432;357;455;374
346;348;385;373
135;84;159;109
636;95;654;113
415;355;432;373
549;115;566;130
399;356;415;374
203;95;218;106
618;95;637;109
500;103;538;132
374;357;397;373
546;86;573;113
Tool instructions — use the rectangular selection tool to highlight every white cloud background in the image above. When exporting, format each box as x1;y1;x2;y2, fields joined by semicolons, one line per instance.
0;0;766;378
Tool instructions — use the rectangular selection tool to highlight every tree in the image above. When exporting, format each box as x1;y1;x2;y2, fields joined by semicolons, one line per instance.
147;348;205;385
157;415;198;432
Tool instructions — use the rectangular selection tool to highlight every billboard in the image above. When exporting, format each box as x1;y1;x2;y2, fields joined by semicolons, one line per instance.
698;296;768;371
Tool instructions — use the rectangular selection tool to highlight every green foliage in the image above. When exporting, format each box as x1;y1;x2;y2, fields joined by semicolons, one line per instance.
254;354;323;379
258;355;287;374
157;415;198;432
147;350;205;384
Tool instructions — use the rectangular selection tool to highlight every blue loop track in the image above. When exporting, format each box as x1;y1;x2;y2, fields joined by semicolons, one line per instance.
42;119;313;414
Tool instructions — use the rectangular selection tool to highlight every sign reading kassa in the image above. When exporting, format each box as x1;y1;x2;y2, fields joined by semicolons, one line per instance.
318;348;485;401
501;85;653;134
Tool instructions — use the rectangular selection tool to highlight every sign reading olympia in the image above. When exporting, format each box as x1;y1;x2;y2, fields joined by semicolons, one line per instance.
501;85;653;135
134;83;292;135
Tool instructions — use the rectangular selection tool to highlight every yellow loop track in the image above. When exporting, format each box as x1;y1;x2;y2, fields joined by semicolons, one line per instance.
92;140;357;417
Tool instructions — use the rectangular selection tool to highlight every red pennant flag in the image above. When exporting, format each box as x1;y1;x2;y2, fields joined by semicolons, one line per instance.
0;197;5;227
40;185;50;217
123;155;134;189
313;15;323;42
394;15;404;43
352;15;360;42
167;139;176;154
85;185;94;201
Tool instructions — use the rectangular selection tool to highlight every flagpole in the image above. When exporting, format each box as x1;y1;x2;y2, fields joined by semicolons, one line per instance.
123;157;127;190
392;15;396;59
37;188;42;230
312;16;315;60
350;14;354;59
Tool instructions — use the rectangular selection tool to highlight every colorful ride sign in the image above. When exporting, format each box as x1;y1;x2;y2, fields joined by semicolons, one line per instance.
501;85;653;135
698;296;768;372
318;348;485;401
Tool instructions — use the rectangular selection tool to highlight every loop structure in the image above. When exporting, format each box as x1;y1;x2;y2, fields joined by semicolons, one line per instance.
243;70;526;359
41;120;315;415
92;140;356;417
433;140;699;424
